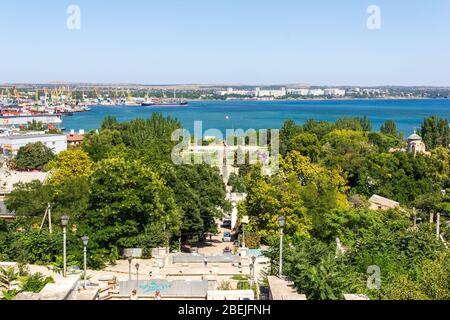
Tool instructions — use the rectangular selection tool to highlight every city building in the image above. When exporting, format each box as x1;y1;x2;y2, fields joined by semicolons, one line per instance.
286;88;310;96
324;88;346;96
255;87;287;98
0;133;67;156
219;88;254;96
0;114;63;128
308;89;325;96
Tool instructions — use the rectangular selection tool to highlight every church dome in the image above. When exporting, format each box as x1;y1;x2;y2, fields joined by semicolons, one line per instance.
407;132;422;141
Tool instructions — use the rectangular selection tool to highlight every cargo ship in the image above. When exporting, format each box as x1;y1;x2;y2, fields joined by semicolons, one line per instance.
141;89;188;107
141;100;188;107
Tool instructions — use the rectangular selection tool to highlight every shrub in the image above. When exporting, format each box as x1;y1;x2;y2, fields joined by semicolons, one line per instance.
237;281;251;290
20;273;54;293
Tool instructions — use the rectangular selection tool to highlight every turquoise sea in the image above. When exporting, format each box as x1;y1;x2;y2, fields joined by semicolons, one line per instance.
62;99;450;136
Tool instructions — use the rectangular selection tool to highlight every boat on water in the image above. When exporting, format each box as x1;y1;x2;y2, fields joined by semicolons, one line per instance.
141;100;188;107
141;89;188;107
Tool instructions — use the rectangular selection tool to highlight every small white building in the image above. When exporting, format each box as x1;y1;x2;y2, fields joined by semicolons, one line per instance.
407;131;429;156
0;134;67;156
369;194;400;211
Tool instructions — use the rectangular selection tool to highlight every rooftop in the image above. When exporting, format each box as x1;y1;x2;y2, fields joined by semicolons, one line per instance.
0;134;66;140
369;194;400;208
0;169;49;194
67;134;84;142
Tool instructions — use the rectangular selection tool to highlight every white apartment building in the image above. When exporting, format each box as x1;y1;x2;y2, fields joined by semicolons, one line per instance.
286;88;310;96
255;87;287;98
324;88;346;96
0;133;67;156
308;89;325;96
219;88;254;96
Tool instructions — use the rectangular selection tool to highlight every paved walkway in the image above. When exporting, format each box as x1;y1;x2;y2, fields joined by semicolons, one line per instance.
196;219;235;255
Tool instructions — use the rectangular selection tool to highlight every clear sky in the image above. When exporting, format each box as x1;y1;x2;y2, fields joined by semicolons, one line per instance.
1;0;449;86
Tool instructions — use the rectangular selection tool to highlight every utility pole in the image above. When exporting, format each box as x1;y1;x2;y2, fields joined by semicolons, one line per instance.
436;212;440;240
48;203;52;234
39;203;53;234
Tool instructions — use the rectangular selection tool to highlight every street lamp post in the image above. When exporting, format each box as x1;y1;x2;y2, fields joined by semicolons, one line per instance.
242;224;246;248
127;256;133;281
135;263;140;284
163;223;169;253
250;256;257;285
81;236;89;289
61;215;69;278
277;215;285;278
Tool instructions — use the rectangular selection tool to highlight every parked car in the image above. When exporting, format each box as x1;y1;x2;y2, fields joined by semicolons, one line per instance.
222;231;232;242
222;219;232;228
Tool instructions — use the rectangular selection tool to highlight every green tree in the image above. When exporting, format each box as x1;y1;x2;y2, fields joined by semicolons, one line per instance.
13;142;54;171
5;181;53;219
161;164;229;241
47;149;93;185
419;116;450;149
279;119;302;155
286;132;321;161
380;120;400;137
81;157;182;260
82;129;123;162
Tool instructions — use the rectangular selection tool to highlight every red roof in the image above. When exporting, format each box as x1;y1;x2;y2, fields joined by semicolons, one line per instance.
66;134;84;142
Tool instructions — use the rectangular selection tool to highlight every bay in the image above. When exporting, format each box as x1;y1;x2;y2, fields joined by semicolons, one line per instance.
62;99;450;136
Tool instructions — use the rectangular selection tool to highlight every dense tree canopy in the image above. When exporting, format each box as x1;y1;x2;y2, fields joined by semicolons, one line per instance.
2;115;449;299
238;117;450;299
3;114;229;268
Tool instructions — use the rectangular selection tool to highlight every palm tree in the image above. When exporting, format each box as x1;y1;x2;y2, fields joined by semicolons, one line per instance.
0;267;18;290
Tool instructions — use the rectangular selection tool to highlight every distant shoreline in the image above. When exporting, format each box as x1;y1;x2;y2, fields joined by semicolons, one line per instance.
187;96;449;102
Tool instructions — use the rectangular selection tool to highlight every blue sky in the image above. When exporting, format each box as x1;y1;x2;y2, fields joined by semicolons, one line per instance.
1;0;449;86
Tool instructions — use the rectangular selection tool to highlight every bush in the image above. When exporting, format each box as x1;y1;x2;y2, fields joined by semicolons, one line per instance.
1;289;19;300
20;273;54;293
237;281;251;290
217;281;232;290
